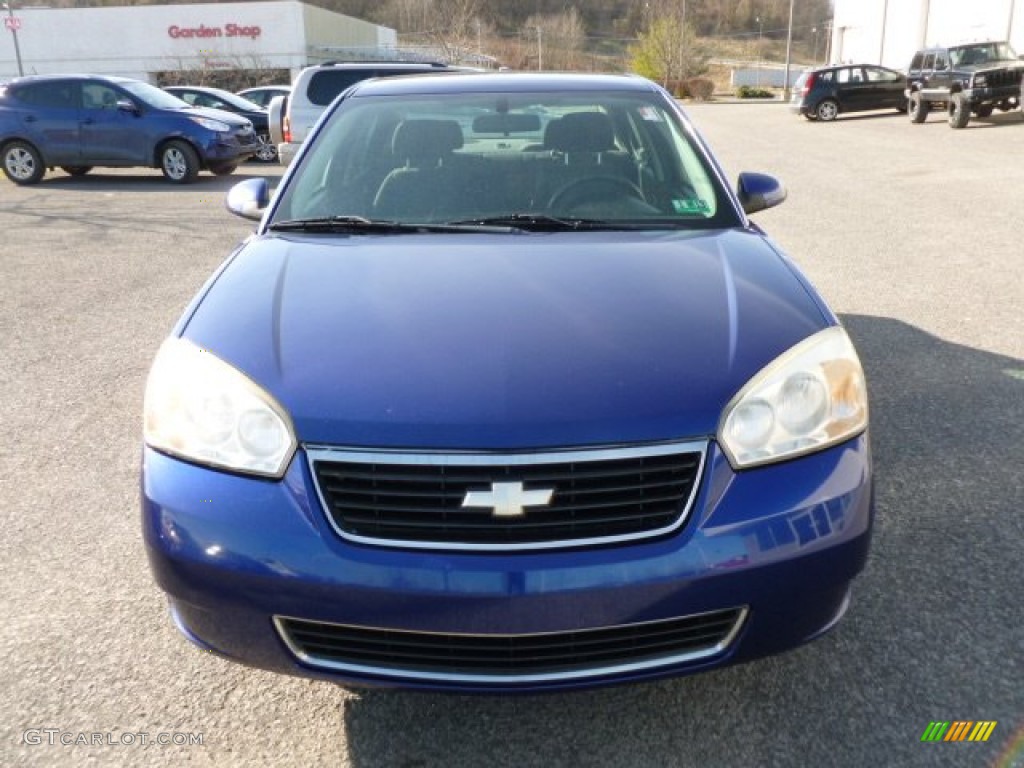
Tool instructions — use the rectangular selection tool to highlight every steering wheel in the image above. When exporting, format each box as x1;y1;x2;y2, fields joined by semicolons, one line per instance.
547;175;646;210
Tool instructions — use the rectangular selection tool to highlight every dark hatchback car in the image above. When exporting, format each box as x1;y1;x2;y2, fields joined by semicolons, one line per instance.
0;74;258;184
143;72;873;693
164;85;276;162
791;64;908;121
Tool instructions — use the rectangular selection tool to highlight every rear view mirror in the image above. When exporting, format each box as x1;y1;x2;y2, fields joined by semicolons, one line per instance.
737;172;786;215
472;113;542;134
117;100;139;114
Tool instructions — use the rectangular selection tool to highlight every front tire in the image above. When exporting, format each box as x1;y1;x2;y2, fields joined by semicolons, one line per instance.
160;140;199;184
60;165;93;177
2;140;45;185
948;93;970;129
815;99;839;122
908;92;929;123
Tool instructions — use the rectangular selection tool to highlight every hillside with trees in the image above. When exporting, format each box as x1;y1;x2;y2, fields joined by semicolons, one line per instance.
40;0;834;83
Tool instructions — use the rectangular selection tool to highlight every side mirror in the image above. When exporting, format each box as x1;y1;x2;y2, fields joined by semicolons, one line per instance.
737;172;786;215
226;178;270;222
116;100;139;114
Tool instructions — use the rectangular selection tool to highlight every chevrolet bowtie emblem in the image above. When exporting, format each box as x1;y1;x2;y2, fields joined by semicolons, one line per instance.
462;482;554;518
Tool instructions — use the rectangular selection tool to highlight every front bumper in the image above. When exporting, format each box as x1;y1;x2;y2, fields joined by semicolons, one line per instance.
965;84;1022;103
194;131;259;165
142;436;873;693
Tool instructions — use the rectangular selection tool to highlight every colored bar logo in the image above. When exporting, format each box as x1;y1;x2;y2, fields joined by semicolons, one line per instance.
921;721;997;742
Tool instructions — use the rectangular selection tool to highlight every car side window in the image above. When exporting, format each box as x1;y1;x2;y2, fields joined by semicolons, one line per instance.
865;67;893;83
307;71;366;107
922;53;935;70
82;83;122;110
177;92;199;106
837;68;851;84
910;53;924;71
934;53;948;71
17;81;78;108
202;95;230;110
818;70;834;84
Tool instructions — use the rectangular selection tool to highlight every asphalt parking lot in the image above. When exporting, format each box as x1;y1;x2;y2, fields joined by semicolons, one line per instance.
2;104;1022;768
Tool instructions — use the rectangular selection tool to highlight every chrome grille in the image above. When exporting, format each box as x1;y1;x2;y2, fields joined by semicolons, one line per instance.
307;441;706;551
274;607;747;684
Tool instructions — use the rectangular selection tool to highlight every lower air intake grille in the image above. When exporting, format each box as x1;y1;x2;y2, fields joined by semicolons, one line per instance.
275;607;747;684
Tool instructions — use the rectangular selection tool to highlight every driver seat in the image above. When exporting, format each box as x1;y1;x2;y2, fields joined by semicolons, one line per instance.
542;112;636;201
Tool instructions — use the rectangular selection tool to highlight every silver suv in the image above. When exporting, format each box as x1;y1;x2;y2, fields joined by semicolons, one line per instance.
269;61;454;164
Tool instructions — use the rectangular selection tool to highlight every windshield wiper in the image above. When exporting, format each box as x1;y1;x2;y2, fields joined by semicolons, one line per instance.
447;214;648;231
267;216;495;234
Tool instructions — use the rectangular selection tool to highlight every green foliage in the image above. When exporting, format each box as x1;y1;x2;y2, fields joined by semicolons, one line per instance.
736;85;775;99
629;16;708;87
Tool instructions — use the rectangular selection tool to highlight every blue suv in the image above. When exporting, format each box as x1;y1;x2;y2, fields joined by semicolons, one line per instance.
0;74;259;184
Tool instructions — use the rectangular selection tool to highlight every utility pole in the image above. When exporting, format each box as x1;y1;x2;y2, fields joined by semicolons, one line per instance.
535;25;542;71
879;0;890;65
783;0;795;100
755;15;763;87
3;1;24;77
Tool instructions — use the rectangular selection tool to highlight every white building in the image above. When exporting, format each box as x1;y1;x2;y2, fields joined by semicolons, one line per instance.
0;1;397;82
832;0;1023;69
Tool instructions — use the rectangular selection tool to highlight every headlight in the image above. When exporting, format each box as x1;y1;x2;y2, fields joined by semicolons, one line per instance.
718;326;868;469
144;338;297;478
190;116;231;132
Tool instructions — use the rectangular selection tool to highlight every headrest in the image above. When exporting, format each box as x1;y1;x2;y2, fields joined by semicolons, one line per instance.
392;119;463;163
544;112;615;153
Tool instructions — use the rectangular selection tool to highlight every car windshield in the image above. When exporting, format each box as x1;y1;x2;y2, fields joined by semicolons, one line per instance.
949;42;1019;66
202;87;264;111
272;89;739;230
121;80;189;110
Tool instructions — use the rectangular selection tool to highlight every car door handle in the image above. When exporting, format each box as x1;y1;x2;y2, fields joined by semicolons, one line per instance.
23;115;37;123
81;117;95;125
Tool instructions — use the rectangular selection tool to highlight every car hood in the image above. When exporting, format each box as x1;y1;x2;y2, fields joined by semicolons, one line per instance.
188;105;253;128
957;59;1024;73
181;229;830;450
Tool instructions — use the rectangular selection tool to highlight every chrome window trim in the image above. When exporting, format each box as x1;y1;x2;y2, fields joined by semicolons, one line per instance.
304;440;708;552
273;606;748;685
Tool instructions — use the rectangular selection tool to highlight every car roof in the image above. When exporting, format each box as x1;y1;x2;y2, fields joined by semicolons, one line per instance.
809;63;900;72
311;60;450;69
348;72;660;97
7;73;139;85
166;85;230;95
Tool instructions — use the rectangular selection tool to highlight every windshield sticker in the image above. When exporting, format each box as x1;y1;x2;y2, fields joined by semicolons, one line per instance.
672;198;711;214
638;106;662;121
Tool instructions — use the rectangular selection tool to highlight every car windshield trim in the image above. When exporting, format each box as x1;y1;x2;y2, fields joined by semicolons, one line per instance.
446;214;697;232
267;216;516;234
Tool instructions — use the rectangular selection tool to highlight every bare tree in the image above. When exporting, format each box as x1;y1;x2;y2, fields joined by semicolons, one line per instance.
524;9;585;71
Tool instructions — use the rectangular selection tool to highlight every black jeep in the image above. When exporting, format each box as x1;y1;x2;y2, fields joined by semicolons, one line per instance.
906;41;1024;128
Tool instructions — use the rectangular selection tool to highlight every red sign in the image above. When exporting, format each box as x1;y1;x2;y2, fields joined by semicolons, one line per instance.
4;16;22;31
167;23;261;40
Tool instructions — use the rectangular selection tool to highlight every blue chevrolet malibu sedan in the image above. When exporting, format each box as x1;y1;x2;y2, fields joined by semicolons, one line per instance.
142;73;873;693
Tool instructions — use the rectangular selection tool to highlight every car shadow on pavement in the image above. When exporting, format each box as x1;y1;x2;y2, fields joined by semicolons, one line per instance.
336;315;1023;768
27;165;281;192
